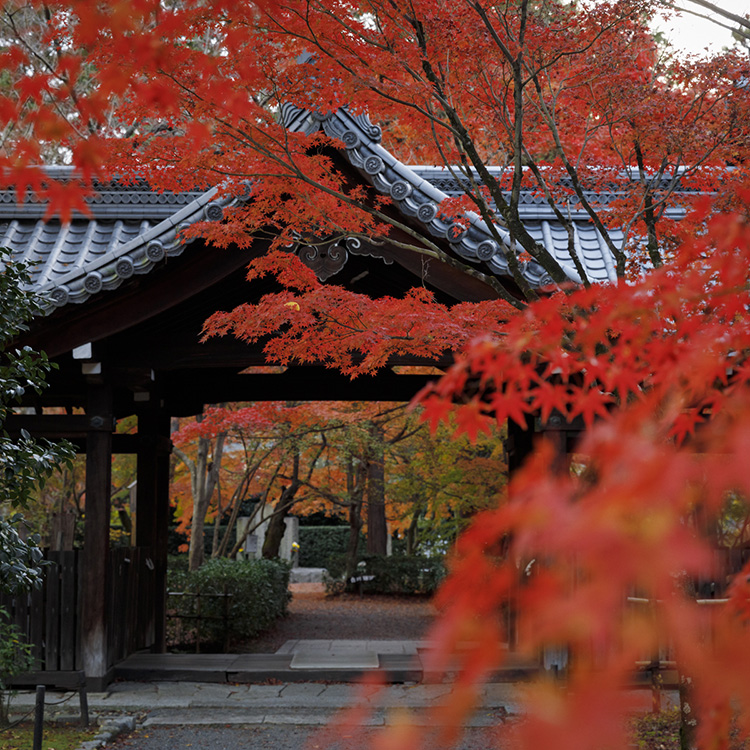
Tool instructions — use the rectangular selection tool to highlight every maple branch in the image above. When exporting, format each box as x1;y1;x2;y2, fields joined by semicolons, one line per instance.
262;2;463;140
407;9;568;290
209;111;529;307
659;0;750;42
528;71;628;277
522;156;591;287
172;445;194;474
1;6;93;143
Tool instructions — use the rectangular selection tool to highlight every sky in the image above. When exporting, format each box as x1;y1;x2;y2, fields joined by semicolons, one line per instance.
653;0;749;55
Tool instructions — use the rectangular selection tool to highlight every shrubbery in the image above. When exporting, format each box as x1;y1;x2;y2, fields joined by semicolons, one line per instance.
325;554;445;595
0;606;33;725
166;557;291;650
298;526;363;567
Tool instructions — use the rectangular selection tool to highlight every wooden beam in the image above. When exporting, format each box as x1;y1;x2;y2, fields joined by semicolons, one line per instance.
4;414;114;438
4;417;171;455
161;368;436;415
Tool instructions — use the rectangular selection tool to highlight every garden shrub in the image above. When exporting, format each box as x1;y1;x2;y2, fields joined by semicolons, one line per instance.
298;526;364;567
0;606;34;725
325;554;445;595
166;557;290;650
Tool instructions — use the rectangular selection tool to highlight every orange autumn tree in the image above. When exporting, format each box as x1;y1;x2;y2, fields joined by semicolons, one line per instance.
171;401;338;570
171;399;479;576
1;1;750;748
387;417;507;556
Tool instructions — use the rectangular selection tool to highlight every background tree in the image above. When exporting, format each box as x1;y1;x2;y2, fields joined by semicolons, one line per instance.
169;399;503;573
388;420;507;556
0;251;73;589
171;401;340;566
172;411;227;571
22;415;137;550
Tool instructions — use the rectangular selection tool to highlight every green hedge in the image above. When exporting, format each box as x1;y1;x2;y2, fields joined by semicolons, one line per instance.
166;557;291;650
325;554;445;595
298;526;364;568
167;524;239;558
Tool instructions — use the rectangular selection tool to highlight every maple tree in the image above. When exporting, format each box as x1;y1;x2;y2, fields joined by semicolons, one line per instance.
387;418;507;555
1;0;747;278
1;1;750;748
170;401;388;568
171;401;331;570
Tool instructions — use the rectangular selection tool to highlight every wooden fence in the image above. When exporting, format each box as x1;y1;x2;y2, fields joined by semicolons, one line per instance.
0;546;157;673
108;546;158;666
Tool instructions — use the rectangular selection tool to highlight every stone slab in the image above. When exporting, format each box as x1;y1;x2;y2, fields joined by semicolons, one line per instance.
227;654;292;670
289;567;326;583
144;709;268;726
378;653;423;683
290;652;379;669
263;711;338;726
277;684;328;701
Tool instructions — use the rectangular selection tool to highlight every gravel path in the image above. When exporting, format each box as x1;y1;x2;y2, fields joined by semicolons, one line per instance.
241;587;437;653
110;723;507;749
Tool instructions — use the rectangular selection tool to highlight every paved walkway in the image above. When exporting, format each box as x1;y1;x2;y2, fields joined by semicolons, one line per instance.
113;638;535;684
9;640;680;729
10;678;680;728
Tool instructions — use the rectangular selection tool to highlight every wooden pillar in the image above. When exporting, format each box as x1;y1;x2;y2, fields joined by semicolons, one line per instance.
136;407;171;653
135;414;158;549
506;413;535;476
154;414;171;653
81;383;113;690
539;412;583;474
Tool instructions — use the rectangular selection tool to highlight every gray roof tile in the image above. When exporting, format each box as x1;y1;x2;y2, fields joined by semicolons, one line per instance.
0;108;686;309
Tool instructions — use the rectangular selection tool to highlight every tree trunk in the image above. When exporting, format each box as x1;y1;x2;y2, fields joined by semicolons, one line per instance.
262;453;301;559
215;473;253;559
344;458;367;583
678;575;699;750
365;423;387;555
345;499;363;584
679;671;697;750
405;505;421;556
180;426;226;572
262;487;296;559
210;476;222;558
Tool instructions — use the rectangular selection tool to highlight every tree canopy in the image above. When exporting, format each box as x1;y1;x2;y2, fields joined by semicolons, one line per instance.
1;0;747;288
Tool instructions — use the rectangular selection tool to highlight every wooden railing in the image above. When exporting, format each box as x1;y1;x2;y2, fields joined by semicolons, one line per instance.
166;588;232;653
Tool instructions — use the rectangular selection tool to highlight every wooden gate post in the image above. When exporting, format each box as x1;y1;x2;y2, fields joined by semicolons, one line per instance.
505;413;535;652
81;382;113;690
136;405;171;653
154;413;171;653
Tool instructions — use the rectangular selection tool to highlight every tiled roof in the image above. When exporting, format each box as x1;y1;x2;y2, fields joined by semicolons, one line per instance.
0;170;235;310
0;110;677;311
282;106;637;286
